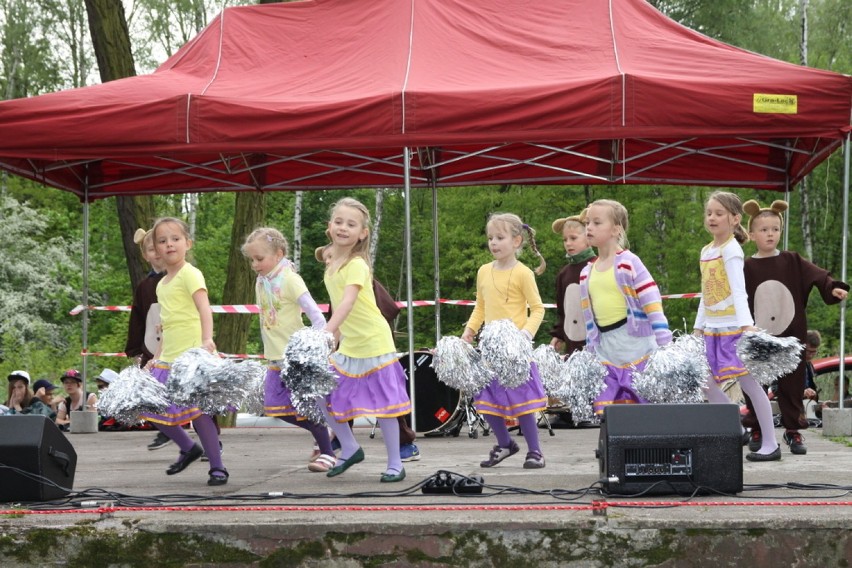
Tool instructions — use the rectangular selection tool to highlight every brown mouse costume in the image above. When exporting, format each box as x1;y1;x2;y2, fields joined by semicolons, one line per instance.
742;199;849;450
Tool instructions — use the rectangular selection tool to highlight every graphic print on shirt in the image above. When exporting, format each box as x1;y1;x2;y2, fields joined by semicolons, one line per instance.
701;258;735;317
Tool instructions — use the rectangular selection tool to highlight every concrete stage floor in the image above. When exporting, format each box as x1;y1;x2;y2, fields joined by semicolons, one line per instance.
1;420;851;566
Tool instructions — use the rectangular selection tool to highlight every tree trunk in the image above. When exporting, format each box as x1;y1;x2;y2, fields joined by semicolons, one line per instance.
798;0;813;258
371;188;386;267
216;192;266;358
85;0;154;290
293;191;303;270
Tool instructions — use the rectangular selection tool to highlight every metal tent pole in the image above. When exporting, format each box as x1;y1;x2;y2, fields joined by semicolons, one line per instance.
432;180;441;344
784;184;791;251
82;178;90;387
404;147;417;430
839;133;850;409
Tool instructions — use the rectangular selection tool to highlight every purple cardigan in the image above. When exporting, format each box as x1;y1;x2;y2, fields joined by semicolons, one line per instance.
579;250;671;352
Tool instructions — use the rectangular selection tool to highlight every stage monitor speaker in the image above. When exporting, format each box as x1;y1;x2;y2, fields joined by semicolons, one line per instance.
0;415;77;502
596;404;742;496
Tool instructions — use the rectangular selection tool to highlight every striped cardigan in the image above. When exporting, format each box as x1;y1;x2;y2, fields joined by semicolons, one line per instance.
579;250;672;352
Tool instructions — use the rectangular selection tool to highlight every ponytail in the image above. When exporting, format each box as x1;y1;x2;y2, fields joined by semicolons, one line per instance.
523;224;547;275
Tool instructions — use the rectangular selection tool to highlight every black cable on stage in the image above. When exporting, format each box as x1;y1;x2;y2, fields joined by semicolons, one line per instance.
10;469;852;511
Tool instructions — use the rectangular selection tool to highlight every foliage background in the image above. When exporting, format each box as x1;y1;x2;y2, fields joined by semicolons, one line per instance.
0;0;849;390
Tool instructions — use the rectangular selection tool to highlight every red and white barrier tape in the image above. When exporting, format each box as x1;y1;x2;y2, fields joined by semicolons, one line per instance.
70;293;701;316
82;351;266;360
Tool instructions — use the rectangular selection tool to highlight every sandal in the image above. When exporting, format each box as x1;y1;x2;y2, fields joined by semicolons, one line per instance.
207;467;229;486
523;451;546;469
308;454;336;473
309;444;321;462
166;444;203;475
479;440;519;468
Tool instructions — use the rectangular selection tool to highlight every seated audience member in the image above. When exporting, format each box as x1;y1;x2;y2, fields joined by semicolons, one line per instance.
95;368;119;391
3;371;56;418
55;369;98;430
94;368;122;430
30;378;61;419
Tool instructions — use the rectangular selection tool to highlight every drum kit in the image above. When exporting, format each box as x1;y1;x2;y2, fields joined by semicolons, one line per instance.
398;351;490;438
393;351;561;438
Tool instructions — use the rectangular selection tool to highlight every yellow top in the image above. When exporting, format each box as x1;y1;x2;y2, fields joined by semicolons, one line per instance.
324;257;395;358
466;262;544;337
588;264;627;326
258;265;310;360
157;263;207;362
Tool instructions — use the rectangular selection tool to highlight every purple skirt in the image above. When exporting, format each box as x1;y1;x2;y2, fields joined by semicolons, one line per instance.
327;355;411;422
263;365;302;419
593;358;649;416
140;363;203;426
474;363;547;419
704;329;749;384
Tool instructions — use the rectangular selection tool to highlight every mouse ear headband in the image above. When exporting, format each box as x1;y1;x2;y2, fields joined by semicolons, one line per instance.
551;208;589;234
743;199;788;230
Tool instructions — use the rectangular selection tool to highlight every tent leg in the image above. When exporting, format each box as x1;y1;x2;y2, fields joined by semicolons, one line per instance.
432;179;441;344
404;148;417;431
839;133;850;410
82;178;90;387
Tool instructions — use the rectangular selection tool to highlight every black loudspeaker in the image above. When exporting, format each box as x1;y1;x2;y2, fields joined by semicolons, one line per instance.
596;404;742;496
0;415;77;502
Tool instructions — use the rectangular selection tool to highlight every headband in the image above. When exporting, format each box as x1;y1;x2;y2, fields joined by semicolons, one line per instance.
743;199;788;230
551;212;587;234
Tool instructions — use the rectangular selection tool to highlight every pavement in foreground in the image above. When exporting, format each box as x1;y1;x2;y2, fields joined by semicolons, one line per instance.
2;420;851;566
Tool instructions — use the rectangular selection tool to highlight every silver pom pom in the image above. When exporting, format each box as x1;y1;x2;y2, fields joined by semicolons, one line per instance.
737;331;803;386
633;334;709;404
531;344;565;396
280;328;338;424
479;319;533;388
432;336;493;394
239;370;267;416
554;349;606;424
168;348;265;415
97;366;169;425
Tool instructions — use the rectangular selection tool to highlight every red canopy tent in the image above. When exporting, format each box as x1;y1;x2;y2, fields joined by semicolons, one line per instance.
0;0;848;198
1;0;849;421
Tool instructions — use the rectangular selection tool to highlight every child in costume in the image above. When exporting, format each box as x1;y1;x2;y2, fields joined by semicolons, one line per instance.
693;191;779;462
126;228;165;368
142;217;229;485
549;211;595;354
243;227;337;472
319;197;412;482
580;199;671;416
125;228;171;449
547;211;595;424
742;199;848;455
461;213;548;469
316;244;420;462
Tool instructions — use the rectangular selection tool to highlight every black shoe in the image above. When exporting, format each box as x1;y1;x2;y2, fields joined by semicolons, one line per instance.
741;430;750;446
783;431;807;455
200;441;223;462
747;431;762;452
207;467;229;486
746;446;781;462
166;444;204;475
148;432;172;451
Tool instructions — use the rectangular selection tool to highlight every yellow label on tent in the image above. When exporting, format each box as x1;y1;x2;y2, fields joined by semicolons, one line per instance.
753;94;798;114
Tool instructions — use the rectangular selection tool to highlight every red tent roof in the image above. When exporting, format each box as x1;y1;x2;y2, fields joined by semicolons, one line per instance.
0;0;848;199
